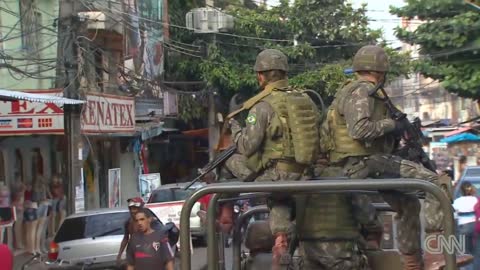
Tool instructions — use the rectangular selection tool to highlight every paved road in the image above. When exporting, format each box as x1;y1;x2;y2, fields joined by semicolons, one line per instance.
14;245;233;270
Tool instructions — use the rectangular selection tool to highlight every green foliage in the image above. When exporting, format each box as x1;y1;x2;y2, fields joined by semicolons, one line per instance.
391;0;480;98
167;0;412;122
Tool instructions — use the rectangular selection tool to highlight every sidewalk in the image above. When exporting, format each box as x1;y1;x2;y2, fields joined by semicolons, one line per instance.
13;251;48;270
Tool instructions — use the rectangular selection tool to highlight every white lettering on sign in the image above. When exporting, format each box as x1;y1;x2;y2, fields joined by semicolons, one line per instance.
81;93;135;134
0;89;64;135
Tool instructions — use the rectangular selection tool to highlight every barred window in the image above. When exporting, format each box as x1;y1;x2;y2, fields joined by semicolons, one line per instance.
19;0;42;54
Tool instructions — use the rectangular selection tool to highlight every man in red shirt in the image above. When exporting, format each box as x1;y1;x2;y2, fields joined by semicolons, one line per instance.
0;244;13;270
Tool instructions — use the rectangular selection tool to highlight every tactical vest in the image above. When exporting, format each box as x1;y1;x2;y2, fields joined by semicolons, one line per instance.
322;80;394;163
296;166;360;240
245;86;320;173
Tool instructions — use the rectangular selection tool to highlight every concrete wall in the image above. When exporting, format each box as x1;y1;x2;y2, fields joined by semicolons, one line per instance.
0;0;58;90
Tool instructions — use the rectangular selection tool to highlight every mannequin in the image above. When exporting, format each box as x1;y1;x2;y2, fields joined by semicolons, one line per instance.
32;176;51;254
24;200;38;255
49;174;64;236
10;176;25;250
0;181;11;245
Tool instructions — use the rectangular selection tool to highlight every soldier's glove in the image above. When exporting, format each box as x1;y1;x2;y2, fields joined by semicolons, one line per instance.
228;118;242;139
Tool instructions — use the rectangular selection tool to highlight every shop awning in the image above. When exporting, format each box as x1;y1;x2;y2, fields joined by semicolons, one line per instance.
444;127;473;137
136;122;178;140
440;132;480;143
0;88;85;105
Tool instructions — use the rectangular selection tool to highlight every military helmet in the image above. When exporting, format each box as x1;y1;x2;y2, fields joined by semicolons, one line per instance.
353;45;389;72
253;49;288;72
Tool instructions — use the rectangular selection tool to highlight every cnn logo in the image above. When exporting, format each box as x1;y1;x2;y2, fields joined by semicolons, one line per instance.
424;235;466;255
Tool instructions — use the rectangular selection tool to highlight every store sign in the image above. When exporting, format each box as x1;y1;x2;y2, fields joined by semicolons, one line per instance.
0;89;64;135
81;93;135;134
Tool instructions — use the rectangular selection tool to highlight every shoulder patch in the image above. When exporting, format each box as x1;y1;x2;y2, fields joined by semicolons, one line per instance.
246;113;257;125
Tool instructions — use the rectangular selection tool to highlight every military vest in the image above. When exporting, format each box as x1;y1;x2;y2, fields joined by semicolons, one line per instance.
244;84;320;173
321;80;394;163
296;166;361;240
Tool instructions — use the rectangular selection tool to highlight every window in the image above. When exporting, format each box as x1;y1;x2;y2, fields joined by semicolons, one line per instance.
94;50;104;91
19;0;41;53
0;9;3;52
149;188;196;203
54;212;130;243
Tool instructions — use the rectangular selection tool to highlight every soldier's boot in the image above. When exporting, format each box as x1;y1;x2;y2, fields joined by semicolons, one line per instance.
402;253;423;270
271;232;288;270
423;231;474;270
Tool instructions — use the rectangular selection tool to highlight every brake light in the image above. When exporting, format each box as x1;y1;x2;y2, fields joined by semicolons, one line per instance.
48;242;59;261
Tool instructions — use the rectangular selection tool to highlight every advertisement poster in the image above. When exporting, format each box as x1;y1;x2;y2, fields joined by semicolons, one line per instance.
108;168;121;208
139;173;161;202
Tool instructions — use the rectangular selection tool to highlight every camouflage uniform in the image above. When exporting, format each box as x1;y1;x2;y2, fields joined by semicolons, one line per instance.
322;45;451;269
226;80;306;236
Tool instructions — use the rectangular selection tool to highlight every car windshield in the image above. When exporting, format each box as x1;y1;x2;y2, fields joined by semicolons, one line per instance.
54;211;130;243
149;188;195;203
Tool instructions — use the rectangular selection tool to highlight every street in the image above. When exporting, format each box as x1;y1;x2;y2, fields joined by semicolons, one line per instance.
13;245;233;270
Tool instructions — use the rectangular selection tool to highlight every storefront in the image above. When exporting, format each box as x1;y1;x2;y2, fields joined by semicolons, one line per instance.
0;89;82;188
80;93;137;209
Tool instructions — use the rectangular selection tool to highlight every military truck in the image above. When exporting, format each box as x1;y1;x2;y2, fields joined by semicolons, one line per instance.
177;179;462;270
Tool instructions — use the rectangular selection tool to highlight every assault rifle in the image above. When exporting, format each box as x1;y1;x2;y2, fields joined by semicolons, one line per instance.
368;81;437;173
184;145;237;190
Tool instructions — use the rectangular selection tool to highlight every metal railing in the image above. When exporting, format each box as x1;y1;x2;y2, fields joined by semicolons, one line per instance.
179;179;457;270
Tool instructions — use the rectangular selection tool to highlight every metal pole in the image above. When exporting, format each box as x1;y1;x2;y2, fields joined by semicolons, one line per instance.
179;179;457;270
207;194;221;270
232;206;269;270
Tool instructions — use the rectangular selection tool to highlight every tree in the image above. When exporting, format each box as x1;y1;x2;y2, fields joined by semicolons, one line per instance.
391;0;480;98
167;0;411;122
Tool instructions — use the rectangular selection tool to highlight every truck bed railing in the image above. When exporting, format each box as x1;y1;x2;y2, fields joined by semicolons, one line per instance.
179;179;456;270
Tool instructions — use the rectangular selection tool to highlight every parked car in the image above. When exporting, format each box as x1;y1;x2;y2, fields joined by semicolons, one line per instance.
454;166;480;199
146;182;206;244
45;207;163;269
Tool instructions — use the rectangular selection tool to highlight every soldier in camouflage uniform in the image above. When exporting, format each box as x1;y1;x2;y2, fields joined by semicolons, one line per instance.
321;45;473;270
225;48;321;269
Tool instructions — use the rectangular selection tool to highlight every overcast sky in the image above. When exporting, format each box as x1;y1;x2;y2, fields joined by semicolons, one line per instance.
267;0;405;47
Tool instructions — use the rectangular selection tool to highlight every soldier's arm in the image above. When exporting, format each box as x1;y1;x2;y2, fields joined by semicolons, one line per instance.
233;102;272;157
344;84;396;140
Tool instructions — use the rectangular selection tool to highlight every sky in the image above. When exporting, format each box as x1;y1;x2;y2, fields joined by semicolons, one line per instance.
267;0;405;48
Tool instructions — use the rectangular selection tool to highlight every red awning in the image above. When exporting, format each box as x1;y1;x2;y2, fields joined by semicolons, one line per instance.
182;128;209;139
444;127;473;137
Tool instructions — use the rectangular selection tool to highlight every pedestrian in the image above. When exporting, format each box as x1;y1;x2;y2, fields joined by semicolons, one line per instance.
320;44;472;269
224;48;321;268
126;208;174;270
452;181;478;270
116;197;146;265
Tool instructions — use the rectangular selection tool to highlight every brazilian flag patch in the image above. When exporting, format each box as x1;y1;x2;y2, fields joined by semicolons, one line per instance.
246;114;257;125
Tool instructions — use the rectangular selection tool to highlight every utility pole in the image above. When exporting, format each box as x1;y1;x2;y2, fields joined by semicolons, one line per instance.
206;1;217;162
58;0;83;215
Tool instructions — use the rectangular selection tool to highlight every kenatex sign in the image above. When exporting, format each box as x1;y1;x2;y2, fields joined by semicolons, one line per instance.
81;93;135;134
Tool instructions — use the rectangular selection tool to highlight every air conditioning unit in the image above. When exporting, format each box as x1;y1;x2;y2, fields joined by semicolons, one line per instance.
78;11;106;30
186;7;234;33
